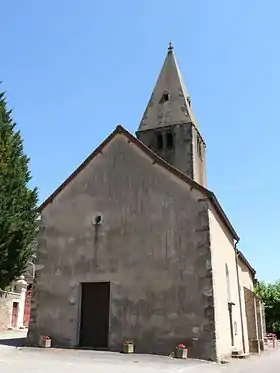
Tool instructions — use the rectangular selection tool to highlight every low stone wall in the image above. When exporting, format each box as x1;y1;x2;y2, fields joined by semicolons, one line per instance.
0;291;21;330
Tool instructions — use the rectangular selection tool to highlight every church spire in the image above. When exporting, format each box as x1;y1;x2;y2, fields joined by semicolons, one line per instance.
137;42;198;132
136;43;206;187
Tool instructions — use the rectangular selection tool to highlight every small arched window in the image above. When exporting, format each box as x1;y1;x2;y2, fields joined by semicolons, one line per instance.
157;134;163;150
166;132;174;149
160;92;170;103
225;263;231;302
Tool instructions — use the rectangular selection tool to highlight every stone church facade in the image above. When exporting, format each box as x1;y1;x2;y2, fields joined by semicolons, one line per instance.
27;44;264;361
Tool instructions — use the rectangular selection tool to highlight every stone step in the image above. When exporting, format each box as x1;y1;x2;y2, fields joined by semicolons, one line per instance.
232;350;249;359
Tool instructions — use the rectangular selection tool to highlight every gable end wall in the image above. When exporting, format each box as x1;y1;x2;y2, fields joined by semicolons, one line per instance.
28;134;216;360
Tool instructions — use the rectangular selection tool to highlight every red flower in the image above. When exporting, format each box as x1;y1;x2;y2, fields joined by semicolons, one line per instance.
41;335;50;340
177;343;186;349
124;340;133;344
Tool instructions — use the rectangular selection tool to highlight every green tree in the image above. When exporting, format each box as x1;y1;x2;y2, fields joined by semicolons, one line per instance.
0;91;38;289
255;280;280;333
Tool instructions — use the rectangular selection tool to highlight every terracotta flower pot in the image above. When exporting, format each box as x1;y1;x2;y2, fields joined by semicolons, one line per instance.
175;347;188;359
123;341;134;354
39;337;51;348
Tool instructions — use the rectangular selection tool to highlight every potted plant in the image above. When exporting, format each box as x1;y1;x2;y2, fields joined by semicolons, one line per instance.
39;335;51;348
175;343;188;359
123;340;134;354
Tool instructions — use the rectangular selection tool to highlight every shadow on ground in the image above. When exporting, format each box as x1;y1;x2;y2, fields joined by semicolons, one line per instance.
0;337;26;347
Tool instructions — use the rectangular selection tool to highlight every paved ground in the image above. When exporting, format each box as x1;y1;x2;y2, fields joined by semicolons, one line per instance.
0;330;279;372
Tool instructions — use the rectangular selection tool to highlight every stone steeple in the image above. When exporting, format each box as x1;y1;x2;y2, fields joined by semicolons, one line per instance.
136;43;206;186
138;42;198;131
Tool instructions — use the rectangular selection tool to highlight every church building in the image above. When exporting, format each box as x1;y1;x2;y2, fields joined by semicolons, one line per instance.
27;44;264;361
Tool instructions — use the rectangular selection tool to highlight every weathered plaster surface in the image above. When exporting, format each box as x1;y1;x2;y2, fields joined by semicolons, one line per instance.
27;134;215;360
208;206;243;360
238;260;254;291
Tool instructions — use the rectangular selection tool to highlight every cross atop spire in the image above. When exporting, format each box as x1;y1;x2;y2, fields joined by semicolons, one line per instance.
168;41;173;52
137;44;198;131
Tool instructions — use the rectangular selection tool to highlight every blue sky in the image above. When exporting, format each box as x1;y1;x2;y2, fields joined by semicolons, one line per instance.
1;1;279;282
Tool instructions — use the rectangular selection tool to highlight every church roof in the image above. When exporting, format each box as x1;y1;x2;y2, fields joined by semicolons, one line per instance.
138;42;198;132
39;125;239;241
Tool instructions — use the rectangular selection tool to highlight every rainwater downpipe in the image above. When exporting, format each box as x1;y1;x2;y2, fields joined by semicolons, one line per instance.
234;239;246;353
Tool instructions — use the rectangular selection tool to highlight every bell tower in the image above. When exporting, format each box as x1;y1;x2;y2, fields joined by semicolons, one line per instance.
136;43;206;186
